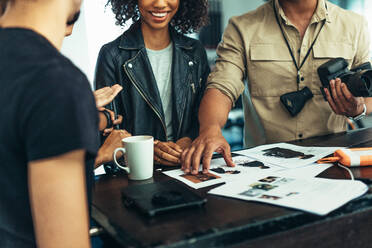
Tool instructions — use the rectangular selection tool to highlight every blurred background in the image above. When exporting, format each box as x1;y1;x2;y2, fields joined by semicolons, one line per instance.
62;0;372;150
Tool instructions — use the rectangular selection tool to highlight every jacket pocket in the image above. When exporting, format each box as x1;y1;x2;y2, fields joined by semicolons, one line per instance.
313;42;354;60
248;43;297;97
311;42;354;94
250;43;292;61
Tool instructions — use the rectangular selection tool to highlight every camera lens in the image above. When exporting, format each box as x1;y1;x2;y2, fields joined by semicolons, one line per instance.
346;70;372;97
361;71;372;89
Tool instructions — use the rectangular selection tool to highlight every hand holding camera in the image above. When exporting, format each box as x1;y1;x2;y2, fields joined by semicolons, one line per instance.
323;78;366;118
280;58;371;118
318;58;371;118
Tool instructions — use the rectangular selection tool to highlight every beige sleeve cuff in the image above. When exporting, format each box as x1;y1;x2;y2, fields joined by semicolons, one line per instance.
206;71;245;108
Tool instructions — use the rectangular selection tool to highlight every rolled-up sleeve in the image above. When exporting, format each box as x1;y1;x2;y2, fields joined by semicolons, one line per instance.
206;17;246;105
352;15;371;67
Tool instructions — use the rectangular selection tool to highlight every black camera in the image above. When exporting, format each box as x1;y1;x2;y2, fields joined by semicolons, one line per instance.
317;57;372;100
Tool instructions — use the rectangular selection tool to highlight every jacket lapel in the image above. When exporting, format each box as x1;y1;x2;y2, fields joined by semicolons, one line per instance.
119;23;197;140
171;30;194;139
120;23;165;123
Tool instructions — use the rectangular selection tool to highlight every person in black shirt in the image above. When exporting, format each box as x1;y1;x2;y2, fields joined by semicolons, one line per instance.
0;0;98;247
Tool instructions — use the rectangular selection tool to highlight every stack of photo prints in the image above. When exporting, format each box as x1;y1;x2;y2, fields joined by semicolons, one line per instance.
163;143;368;215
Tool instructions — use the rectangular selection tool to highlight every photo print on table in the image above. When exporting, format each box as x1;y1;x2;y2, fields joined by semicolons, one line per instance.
250;183;278;191
181;172;221;184
236;160;270;169
210;167;241;174
286;192;300;197
259;195;282;200
259;176;279;183
239;183;278;197
273;178;295;185
262;147;314;159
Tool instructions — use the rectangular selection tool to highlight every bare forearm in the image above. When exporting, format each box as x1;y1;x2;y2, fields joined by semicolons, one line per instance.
95;148;108;168
28;150;91;248
95;129;131;168
98;112;107;131
198;88;232;132
364;97;372;115
181;89;234;173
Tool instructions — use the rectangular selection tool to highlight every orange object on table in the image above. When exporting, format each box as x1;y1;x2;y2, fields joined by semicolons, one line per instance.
317;148;372;167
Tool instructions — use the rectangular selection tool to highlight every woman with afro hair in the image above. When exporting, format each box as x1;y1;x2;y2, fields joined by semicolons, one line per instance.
94;0;210;166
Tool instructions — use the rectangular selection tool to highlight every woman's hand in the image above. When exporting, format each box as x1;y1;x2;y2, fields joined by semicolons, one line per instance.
98;108;123;135
154;141;183;166
154;137;192;166
176;137;192;150
94;84;122;109
95;129;131;168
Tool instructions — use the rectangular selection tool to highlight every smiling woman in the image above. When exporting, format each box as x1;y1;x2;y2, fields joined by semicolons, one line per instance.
94;0;210;167
108;0;208;33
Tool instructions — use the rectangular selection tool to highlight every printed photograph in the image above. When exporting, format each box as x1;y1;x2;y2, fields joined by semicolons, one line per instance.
181;172;221;184
259;195;282;200
239;189;263;197
274;178;295;185
259;176;279;183
210;167;241;174
237;160;270;169
262;147;314;159
240;182;279;197
286;192;300;197
250;183;278;191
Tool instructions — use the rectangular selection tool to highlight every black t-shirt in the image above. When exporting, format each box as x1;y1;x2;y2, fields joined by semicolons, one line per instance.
0;28;99;247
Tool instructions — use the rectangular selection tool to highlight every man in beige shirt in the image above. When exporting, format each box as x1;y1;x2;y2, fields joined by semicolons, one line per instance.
181;0;372;174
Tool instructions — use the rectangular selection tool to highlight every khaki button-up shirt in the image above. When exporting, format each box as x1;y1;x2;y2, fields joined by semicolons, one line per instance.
207;0;370;147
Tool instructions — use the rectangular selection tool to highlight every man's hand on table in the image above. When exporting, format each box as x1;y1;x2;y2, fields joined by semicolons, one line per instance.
181;125;235;174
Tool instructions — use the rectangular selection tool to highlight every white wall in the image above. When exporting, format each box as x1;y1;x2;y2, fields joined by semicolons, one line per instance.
61;0;372;88
60;6;90;84
61;0;128;87
61;0;266;86
221;0;265;29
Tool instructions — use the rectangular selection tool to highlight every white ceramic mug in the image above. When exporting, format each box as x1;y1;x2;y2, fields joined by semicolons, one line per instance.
113;135;154;180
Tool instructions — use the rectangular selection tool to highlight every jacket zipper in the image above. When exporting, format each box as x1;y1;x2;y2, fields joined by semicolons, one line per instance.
176;73;192;139
123;64;168;141
191;83;196;94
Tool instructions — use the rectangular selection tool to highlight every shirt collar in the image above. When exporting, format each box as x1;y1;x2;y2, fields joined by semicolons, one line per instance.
274;0;331;25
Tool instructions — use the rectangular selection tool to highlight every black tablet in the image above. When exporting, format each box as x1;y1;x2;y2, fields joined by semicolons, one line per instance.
121;180;207;217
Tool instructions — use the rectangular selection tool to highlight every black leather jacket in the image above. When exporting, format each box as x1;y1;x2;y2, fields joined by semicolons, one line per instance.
94;23;210;142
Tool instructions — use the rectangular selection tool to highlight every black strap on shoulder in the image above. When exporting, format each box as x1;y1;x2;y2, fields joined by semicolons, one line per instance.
273;1;326;85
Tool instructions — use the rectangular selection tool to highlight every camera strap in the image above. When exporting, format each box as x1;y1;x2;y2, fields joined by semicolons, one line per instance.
273;1;326;88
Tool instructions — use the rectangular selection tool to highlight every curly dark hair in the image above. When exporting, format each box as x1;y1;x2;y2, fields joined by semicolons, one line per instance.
106;0;209;34
0;0;8;16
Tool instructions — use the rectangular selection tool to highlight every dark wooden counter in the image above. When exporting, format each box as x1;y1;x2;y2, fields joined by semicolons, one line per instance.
92;128;372;248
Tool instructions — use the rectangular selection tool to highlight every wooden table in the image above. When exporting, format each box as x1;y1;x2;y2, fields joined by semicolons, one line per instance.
92;128;372;248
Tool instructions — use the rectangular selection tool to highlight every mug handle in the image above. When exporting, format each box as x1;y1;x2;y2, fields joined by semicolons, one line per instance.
113;147;130;174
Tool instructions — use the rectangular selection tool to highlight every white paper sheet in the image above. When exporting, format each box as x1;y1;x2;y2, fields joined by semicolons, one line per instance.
162;156;284;189
209;175;368;215
235;143;342;169
275;163;334;178
94;165;106;176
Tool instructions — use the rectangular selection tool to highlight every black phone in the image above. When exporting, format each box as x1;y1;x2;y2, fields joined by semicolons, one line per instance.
121;180;207;217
